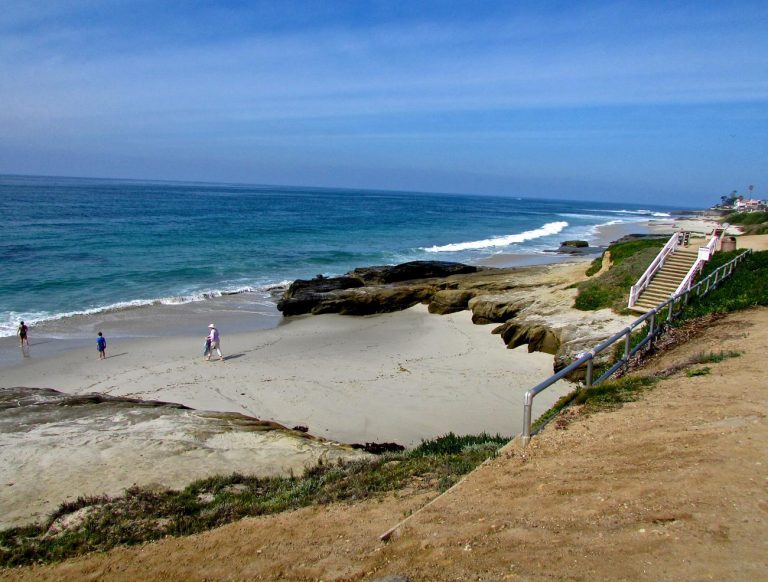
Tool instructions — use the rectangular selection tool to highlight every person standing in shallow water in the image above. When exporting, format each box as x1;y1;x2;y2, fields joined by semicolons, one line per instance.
17;321;29;347
206;324;224;361
96;332;107;360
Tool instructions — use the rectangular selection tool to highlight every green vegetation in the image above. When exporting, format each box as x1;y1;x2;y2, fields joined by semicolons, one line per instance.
725;211;768;234
676;250;768;321
531;376;658;432
585;254;603;277
0;433;507;568
686;367;711;377
575;237;667;312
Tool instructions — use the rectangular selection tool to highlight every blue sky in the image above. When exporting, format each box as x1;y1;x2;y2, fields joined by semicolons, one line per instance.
1;1;766;206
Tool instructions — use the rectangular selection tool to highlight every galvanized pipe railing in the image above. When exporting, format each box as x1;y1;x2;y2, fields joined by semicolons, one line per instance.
521;248;751;447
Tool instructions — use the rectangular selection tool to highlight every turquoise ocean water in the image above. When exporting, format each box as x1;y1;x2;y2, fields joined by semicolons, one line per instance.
0;174;679;338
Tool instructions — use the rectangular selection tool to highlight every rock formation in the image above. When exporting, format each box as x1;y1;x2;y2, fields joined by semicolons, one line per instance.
0;387;370;529
277;260;637;374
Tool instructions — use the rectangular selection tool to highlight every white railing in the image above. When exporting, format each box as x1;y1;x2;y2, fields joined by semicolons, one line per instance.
674;233;721;296
627;232;680;308
522;248;752;446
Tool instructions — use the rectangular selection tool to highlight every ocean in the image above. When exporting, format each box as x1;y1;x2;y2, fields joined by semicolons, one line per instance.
0;174;677;344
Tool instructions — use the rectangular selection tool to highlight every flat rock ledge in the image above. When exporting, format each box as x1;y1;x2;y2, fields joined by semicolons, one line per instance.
0;387;371;529
278;260;636;372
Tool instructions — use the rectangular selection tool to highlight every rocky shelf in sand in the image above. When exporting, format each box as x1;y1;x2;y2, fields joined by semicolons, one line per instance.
0;387;371;529
277;260;637;373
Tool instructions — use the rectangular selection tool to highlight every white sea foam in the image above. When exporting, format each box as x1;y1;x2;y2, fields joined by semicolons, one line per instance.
424;221;569;253
0;281;292;337
590;209;671;218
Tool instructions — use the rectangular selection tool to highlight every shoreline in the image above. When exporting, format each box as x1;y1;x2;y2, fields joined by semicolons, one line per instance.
0;215;717;530
0;304;573;447
0;212;669;447
0;217;654;360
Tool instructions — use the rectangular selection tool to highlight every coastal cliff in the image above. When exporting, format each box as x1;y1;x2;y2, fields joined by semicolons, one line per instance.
278;260;636;371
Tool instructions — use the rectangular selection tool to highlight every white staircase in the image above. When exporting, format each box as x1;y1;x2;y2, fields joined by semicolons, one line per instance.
631;248;698;312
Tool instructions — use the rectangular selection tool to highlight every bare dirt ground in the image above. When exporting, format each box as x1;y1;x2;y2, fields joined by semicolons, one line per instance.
4;308;767;581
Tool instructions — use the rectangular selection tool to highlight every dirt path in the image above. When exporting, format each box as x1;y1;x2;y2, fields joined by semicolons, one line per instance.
5;308;767;581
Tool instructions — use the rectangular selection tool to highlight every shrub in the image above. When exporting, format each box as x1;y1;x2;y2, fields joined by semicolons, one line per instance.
678;250;768;320
574;244;663;312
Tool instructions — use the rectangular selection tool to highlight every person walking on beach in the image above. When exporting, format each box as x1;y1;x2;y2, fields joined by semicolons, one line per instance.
17;321;29;347
96;332;107;360
206;323;224;361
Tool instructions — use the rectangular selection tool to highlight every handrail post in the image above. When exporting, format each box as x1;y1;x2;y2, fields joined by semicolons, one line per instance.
623;330;631;364
648;312;655;340
522;391;533;447
586;358;593;388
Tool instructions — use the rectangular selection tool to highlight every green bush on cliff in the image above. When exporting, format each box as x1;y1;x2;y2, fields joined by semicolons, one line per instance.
575;238;666;312
725;211;768;234
675;250;768;320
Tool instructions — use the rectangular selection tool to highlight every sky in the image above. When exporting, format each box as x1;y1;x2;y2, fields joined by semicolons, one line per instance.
1;1;766;206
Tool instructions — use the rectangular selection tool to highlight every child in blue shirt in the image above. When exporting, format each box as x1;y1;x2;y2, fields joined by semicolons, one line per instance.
97;332;107;360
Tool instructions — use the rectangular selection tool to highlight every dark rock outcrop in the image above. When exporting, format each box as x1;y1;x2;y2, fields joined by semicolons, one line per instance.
561;240;589;248
311;285;433;316
349;261;478;285
277;261;479;316
351;442;405;455
547;240;603;255
277;275;364;316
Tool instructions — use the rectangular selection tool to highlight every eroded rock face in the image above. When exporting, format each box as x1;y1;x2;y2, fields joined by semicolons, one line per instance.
495;322;561;355
428;290;476;315
469;295;528;324
277;261;479;316
276;260;637;375
310;285;434;316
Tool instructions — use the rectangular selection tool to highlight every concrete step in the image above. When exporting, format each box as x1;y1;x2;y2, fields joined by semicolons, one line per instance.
654;273;685;282
648;278;680;287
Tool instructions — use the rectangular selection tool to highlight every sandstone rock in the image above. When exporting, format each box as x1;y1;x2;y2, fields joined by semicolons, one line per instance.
276;260;638;381
560;240;589;248
0;387;371;529
497;322;561;355
428;290;475;314
469;295;527;324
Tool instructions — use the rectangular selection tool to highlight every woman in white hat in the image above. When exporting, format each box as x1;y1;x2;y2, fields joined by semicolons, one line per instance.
206;324;224;361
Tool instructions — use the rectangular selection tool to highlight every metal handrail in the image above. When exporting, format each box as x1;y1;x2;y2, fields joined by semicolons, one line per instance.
628;232;679;308
521;248;751;446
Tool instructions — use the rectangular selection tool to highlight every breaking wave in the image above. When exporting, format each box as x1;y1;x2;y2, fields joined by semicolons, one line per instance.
0;281;292;337
424;221;569;253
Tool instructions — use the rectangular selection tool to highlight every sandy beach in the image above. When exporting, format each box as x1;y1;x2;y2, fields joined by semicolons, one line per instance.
1;304;571;447
0;216;683;450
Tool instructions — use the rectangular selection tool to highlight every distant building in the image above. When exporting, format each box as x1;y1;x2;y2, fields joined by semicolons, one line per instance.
733;198;766;211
